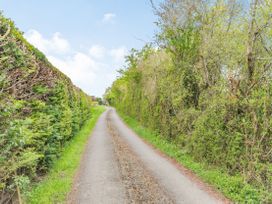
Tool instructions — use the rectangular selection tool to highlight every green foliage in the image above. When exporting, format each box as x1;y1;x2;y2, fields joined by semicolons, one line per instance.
0;13;93;200
105;0;272;202
26;106;105;204
120;113;271;203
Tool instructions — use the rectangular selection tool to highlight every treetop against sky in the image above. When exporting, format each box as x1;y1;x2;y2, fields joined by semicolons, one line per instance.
0;0;162;97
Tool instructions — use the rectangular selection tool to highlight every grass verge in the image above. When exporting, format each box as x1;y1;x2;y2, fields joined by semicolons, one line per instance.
26;106;105;204
119;112;271;203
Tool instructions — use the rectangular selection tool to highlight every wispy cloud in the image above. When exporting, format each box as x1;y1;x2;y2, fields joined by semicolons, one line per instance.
102;13;116;23
89;45;106;59
24;29;127;97
25;30;70;55
110;47;127;63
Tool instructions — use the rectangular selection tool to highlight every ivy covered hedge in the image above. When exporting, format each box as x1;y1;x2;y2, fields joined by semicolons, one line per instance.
0;14;93;201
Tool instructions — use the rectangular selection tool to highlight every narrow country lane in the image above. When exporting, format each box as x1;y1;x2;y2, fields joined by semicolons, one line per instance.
68;108;226;204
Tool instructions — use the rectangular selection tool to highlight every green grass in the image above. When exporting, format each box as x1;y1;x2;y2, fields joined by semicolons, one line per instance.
119;112;271;203
26;106;105;204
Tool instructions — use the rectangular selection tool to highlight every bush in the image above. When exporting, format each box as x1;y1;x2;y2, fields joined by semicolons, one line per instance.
0;14;93;201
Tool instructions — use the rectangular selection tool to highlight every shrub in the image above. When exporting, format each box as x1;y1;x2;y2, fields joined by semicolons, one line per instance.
0;14;93;201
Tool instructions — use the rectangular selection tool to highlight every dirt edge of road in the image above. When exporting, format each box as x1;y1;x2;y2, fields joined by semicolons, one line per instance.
67;108;231;203
117;113;231;204
107;112;174;203
66;113;105;204
66;133;92;204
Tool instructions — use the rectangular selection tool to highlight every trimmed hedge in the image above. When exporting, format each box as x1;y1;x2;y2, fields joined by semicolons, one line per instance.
0;14;93;201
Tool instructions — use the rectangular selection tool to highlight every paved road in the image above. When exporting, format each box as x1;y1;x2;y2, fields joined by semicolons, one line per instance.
69;108;225;204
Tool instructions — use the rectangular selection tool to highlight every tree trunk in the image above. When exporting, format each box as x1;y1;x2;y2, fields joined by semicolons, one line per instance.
247;0;258;83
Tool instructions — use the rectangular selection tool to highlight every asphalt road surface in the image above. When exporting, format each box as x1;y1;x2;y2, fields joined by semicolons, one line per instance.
68;108;226;204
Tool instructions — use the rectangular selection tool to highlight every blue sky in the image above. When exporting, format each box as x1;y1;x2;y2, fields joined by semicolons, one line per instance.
0;0;161;97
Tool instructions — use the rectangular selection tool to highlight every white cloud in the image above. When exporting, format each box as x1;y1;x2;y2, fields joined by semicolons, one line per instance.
89;45;106;59
24;29;127;97
47;53;99;93
89;45;127;63
110;47;127;64
102;13;116;23
25;30;70;55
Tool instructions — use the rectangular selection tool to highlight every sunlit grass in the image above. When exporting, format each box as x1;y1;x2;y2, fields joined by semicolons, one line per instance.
26;106;105;204
119;112;271;203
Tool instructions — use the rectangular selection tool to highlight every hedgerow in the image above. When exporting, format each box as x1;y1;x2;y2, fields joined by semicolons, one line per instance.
105;1;272;202
0;14;93;202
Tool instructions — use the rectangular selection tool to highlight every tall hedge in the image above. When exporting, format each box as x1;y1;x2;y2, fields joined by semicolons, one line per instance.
0;14;93;200
105;1;272;202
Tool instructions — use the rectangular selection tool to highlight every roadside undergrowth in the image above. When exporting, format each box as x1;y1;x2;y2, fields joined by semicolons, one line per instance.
118;112;271;203
26;106;105;204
